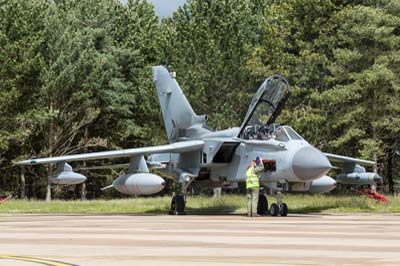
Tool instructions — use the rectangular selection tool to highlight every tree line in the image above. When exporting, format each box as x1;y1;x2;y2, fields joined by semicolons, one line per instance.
0;0;399;199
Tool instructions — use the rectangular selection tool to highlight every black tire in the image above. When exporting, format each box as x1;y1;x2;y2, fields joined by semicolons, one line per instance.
270;203;279;216
257;194;268;215
169;195;186;215
280;203;288;216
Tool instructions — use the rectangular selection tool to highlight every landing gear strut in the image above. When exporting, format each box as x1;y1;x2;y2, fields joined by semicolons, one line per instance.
270;191;288;216
169;173;194;215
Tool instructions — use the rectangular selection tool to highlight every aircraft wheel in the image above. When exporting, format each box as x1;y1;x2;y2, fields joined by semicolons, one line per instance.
270;203;279;216
169;195;186;215
257;194;268;215
280;203;288;216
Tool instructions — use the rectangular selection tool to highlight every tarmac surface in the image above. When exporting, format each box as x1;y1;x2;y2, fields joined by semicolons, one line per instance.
0;214;400;266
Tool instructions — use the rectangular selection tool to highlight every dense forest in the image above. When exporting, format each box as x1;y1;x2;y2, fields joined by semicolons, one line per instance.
0;0;399;199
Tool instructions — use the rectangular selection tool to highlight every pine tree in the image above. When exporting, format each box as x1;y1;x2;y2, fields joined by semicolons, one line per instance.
322;2;400;191
0;1;49;197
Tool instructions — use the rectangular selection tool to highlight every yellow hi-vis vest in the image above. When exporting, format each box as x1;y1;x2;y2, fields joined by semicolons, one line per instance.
246;166;260;189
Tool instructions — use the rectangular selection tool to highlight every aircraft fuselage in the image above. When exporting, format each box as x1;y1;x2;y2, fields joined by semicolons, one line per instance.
150;125;333;193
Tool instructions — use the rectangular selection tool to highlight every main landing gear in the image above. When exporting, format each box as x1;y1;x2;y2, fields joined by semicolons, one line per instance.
169;173;195;215
169;194;186;215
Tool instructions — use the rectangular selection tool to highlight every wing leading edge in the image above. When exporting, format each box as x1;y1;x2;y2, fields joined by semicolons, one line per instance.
324;153;375;166
16;140;204;165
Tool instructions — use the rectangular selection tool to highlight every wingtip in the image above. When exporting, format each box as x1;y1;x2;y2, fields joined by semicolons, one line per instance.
15;160;37;166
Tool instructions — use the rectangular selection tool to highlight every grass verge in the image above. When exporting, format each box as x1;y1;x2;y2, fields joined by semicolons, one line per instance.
0;194;399;214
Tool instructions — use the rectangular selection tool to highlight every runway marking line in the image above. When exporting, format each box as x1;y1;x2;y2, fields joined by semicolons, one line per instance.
0;255;79;266
0;255;324;265
1;255;391;266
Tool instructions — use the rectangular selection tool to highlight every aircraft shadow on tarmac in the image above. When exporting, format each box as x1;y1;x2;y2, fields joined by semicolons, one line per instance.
288;204;338;214
32;203;338;217
140;204;339;216
142;205;239;215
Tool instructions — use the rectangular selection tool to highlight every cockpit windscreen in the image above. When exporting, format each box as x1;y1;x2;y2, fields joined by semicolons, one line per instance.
284;126;303;140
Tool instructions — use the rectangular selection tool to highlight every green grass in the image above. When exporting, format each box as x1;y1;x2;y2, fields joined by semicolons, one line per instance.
0;194;399;214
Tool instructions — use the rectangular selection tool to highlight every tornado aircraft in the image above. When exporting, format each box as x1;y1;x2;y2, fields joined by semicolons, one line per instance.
16;66;381;216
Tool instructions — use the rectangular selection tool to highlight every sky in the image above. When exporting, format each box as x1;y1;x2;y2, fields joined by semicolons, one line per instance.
148;0;187;18
121;0;187;18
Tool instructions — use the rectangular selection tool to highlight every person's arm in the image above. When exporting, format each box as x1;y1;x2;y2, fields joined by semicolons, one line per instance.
254;160;264;173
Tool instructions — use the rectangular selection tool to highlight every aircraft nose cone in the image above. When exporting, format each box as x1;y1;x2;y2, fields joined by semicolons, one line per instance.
292;147;332;181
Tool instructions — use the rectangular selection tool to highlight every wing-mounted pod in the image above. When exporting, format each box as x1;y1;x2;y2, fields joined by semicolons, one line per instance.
308;175;337;193
50;162;87;185
337;172;382;185
337;164;382;185
106;155;166;196
324;154;382;185
238;75;291;140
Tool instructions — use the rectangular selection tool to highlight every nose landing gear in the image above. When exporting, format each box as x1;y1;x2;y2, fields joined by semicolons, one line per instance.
270;191;288;216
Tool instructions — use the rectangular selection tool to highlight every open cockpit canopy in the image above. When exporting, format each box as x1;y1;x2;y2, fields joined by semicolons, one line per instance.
238;75;291;140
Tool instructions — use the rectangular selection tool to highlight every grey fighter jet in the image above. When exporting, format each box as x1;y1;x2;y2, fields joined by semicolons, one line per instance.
16;66;380;216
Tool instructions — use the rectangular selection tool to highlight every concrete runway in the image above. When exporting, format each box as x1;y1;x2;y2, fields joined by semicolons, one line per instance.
0;214;400;266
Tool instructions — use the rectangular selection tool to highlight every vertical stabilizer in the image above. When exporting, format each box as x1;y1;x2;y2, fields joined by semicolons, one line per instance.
152;66;209;142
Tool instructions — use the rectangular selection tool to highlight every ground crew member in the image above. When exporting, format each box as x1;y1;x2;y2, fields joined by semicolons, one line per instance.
246;157;263;217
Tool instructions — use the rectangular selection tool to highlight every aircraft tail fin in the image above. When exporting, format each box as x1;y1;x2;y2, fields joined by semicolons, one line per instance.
152;66;210;142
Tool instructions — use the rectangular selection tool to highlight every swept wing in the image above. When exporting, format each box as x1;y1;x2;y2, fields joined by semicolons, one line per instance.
324;153;375;173
16;140;204;165
324;153;375;165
